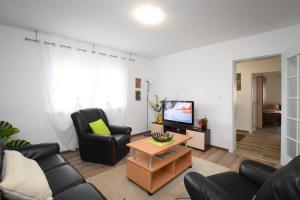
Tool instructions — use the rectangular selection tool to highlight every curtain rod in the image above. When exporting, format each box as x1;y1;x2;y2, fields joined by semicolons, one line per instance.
24;30;135;62
25;30;40;43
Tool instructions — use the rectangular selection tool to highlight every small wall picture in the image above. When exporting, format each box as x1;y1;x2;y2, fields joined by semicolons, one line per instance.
135;90;141;101
236;73;241;91
135;78;141;88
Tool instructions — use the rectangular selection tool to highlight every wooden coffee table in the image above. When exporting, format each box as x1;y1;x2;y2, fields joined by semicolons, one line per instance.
126;132;192;194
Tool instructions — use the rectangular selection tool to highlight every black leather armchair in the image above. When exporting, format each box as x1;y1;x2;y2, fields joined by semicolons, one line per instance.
71;108;132;165
184;156;300;200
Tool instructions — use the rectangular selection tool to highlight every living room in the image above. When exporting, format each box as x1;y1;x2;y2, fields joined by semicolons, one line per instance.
0;1;300;200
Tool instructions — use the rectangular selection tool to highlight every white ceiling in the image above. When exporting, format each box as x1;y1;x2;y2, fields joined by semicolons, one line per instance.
1;0;300;58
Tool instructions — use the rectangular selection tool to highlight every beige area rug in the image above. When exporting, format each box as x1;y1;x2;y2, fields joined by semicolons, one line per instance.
87;157;229;200
235;131;281;164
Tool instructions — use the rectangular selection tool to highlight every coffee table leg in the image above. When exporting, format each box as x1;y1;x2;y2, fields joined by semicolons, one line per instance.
148;156;152;169
131;149;136;160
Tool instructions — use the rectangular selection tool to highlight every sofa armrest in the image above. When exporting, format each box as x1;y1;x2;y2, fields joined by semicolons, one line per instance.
184;172;234;200
239;159;277;186
109;125;132;135
15;143;60;160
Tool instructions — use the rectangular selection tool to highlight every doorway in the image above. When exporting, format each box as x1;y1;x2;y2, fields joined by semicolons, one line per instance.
234;55;282;164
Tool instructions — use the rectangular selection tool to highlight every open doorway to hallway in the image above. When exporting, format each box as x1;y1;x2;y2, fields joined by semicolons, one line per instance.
235;55;281;164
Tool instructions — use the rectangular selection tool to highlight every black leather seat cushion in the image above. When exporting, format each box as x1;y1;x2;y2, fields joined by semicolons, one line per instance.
37;154;68;172
208;171;258;200
45;164;85;196
54;183;106;200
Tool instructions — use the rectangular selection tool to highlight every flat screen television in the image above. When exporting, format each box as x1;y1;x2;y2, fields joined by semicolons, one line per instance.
163;100;194;125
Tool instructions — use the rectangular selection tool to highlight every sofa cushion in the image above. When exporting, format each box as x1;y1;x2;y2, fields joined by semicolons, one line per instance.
79;108;110;127
54;183;106;200
37;154;68;172
45;164;84;196
89;119;111;136
208;171;259;200
0;150;53;200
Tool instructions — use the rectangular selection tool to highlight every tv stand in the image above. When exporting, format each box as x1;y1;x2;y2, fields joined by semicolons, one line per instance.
149;122;210;151
163;121;191;134
164;125;186;134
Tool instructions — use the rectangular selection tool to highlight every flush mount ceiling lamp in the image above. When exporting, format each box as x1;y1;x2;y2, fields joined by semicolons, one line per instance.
133;4;165;26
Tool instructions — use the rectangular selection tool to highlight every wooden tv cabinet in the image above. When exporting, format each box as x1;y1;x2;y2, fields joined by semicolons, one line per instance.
150;122;210;151
126;133;192;194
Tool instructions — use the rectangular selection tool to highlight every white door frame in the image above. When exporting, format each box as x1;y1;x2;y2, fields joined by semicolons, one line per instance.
281;45;300;165
251;75;257;133
231;53;282;153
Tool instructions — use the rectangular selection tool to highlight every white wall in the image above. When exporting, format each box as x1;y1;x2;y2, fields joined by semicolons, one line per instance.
126;59;152;134
0;25;150;150
150;25;300;151
236;56;281;132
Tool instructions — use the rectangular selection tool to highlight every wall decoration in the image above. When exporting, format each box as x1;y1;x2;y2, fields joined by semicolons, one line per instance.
135;90;141;101
135;78;141;88
236;73;241;91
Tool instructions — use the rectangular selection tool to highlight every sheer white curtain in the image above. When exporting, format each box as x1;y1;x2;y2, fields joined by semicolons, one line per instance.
42;45;128;150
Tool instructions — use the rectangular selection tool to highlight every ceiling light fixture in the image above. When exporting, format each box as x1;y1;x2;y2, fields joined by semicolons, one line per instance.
133;4;165;26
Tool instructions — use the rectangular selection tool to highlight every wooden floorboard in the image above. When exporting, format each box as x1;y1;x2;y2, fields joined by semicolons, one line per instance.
62;134;281;179
235;126;281;164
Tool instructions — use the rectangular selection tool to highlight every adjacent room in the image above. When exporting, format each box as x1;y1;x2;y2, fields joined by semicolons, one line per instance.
0;1;300;200
235;56;281;164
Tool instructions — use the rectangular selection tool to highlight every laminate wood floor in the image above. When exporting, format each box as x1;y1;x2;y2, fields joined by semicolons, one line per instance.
62;134;281;179
235;126;281;164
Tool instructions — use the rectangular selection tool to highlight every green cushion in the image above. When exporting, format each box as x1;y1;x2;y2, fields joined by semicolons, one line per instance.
89;119;111;136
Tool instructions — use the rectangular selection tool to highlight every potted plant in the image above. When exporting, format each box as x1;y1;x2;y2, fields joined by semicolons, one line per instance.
148;95;165;124
0;121;31;149
198;116;208;130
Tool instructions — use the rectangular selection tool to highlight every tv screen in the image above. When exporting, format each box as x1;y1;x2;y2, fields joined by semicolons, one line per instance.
163;101;194;125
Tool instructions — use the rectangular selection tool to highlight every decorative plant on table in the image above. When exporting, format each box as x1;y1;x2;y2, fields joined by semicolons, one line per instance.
151;132;174;143
197;116;208;130
0;121;31;149
148;95;165;124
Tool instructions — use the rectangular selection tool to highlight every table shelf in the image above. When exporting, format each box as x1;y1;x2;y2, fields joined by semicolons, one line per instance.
127;145;192;194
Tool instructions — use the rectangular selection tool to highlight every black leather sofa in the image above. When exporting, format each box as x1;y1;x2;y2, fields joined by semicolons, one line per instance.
0;141;106;200
184;156;300;200
71;108;132;165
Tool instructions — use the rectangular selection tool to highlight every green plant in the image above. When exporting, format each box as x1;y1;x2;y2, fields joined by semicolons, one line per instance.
148;95;164;113
0;121;31;149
